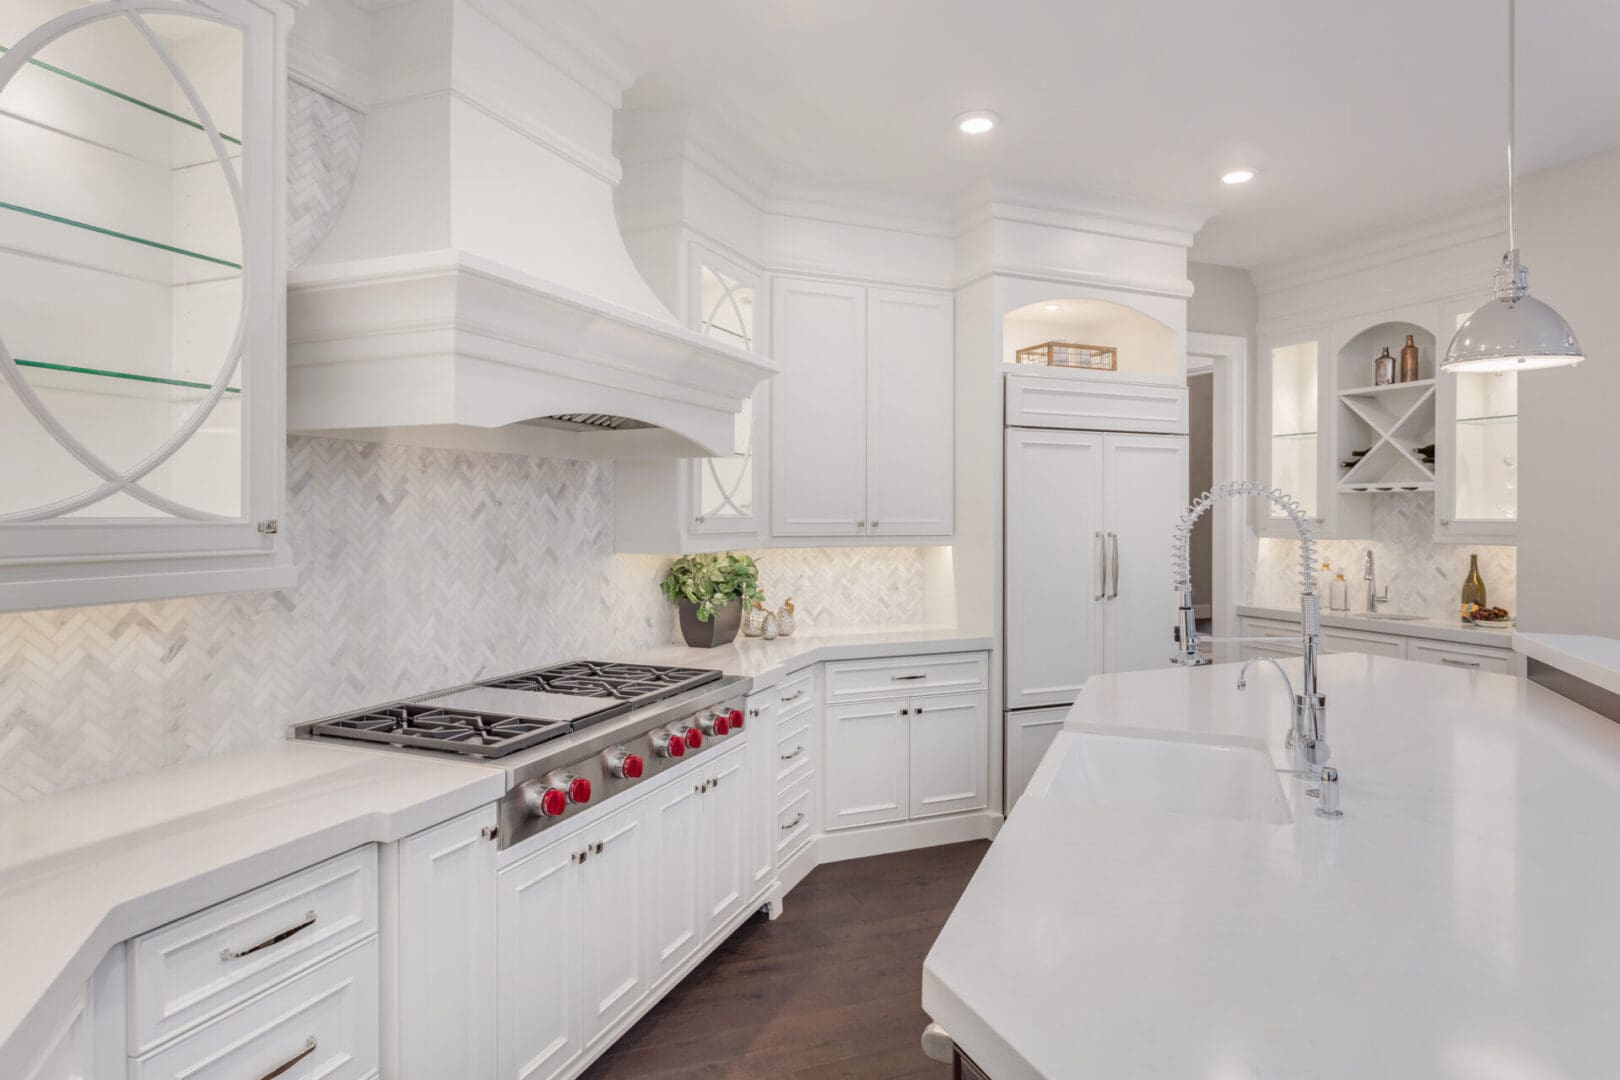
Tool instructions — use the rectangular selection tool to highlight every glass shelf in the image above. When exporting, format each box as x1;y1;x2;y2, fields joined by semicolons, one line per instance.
0;200;241;270
12;358;241;396
0;43;240;145
1457;413;1518;426
1273;430;1318;440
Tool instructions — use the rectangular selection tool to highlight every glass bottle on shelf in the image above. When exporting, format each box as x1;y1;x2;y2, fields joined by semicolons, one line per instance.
1374;347;1396;386
1460;554;1488;618
1399;335;1420;382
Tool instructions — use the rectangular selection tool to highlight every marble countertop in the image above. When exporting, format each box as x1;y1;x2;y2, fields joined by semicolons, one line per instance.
1238;602;1518;647
0;623;987;1067
924;653;1620;1079
1514;632;1620;695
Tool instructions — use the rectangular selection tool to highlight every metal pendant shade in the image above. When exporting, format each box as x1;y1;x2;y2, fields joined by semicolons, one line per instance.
1442;0;1584;375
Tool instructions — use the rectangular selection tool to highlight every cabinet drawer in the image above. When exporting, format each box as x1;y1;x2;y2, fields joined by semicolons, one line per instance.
129;846;377;1053
775;715;814;795
775;776;814;860
775;667;815;719
132;937;379;1080
1408;639;1514;674
1320;626;1404;658
825;652;988;703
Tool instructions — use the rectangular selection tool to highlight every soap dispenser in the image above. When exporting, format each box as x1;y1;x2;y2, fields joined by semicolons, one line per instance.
1329;570;1349;613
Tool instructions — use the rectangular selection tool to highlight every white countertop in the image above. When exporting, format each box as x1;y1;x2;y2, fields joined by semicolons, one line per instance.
924;654;1620;1079
0;740;503;1071
1238;602;1517;647
0;623;986;1067
1514;632;1620;696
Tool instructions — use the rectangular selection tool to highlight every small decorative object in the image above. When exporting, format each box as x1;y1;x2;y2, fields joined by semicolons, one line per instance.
1459;553;1488;621
1329;570;1349;613
744;601;769;637
776;597;797;637
1399;334;1421;382
1015;341;1118;371
1374;346;1397;386
661;553;762;648
761;611;779;640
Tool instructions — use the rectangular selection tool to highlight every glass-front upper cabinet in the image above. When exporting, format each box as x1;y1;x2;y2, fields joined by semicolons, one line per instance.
688;250;762;534
1258;333;1322;534
1437;299;1518;542
0;0;297;612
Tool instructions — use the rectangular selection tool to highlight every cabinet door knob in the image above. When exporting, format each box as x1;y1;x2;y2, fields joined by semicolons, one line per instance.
856;520;866;528
1439;517;1451;525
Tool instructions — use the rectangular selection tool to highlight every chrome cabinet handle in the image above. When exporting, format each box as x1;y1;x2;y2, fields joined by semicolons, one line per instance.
856;520;866;529
257;1036;317;1080
891;673;926;681
780;745;806;761
781;812;806;831
220;910;316;961
1108;532;1119;599
1440;657;1481;669
782;689;806;703
1094;531;1106;601
871;521;880;530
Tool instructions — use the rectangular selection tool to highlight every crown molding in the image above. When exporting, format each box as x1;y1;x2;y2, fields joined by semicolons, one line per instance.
288;38;370;112
956;262;1195;300
952;180;1209;249
1250;198;1504;297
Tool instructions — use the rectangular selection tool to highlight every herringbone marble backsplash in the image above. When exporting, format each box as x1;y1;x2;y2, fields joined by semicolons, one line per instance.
0;439;927;804
1249;493;1516;618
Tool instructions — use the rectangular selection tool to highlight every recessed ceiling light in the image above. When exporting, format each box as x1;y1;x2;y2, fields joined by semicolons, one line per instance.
956;110;998;135
1221;168;1256;185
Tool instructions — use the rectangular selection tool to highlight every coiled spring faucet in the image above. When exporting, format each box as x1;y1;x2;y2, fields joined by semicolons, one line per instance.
1168;481;1331;767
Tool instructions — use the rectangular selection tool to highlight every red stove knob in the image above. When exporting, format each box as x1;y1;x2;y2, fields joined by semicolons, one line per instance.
605;748;644;779
699;712;731;737
727;708;745;731
652;731;686;758
566;776;591;804
523;784;568;818
681;726;703;751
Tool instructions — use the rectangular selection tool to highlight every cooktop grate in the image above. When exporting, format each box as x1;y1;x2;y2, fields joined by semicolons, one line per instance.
483;660;718;703
308;703;573;757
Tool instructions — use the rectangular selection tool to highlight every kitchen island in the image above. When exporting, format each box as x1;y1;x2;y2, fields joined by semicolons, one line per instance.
924;652;1620;1079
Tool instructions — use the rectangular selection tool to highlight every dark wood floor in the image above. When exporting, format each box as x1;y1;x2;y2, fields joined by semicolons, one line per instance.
583;840;991;1080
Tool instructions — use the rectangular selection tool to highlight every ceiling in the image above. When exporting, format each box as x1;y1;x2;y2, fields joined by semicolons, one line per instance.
581;0;1620;269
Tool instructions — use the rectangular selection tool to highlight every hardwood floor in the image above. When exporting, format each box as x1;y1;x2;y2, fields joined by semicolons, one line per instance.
583;840;991;1080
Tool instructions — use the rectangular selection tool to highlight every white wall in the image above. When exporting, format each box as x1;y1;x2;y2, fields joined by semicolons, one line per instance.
1512;146;1620;635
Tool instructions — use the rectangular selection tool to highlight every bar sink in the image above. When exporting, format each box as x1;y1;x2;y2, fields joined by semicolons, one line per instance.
1026;728;1293;824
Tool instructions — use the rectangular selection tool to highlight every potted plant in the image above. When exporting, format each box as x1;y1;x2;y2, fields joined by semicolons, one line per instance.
661;553;763;648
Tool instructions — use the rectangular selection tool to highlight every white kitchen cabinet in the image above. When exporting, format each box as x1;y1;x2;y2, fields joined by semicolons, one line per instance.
1407;638;1515;674
866;287;954;536
771;275;953;540
394;809;496;1080
1256;330;1325;537
824;699;911;830
771;277;868;535
1005;706;1069;812
1236;614;1512;670
0;0;299;612
498;838;581;1080
1436;296;1519;544
743;689;779;901
648;776;704;987
700;746;749;939
1004;428;1186;708
13;946;124;1080
908;692;989;818
578;811;649;1046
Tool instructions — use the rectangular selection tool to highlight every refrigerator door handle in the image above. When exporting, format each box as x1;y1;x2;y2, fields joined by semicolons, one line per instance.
1108;531;1120;599
1094;532;1106;601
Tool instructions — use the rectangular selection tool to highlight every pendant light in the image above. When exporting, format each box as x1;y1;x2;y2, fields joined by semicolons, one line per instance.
1442;0;1583;374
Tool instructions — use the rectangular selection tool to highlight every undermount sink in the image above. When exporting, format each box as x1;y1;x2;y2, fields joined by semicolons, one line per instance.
1027;728;1293;825
1360;612;1428;621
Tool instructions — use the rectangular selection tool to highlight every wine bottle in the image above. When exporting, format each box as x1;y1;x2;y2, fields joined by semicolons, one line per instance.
1461;554;1487;618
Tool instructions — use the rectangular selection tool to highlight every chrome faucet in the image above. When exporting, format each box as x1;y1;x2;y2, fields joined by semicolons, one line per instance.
1169;481;1330;767
1363;549;1390;612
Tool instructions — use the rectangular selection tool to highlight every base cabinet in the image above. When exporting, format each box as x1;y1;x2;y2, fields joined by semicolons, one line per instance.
909;692;989;819
498;841;581;1080
1237;614;1513;672
1004;707;1069;812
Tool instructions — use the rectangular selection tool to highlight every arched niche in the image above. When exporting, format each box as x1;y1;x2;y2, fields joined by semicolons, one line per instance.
1002;297;1179;379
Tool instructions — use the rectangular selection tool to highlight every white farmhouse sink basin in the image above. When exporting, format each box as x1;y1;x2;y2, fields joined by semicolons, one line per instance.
1027;728;1293;824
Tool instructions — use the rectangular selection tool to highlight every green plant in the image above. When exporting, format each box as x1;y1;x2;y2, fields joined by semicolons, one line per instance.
660;553;763;622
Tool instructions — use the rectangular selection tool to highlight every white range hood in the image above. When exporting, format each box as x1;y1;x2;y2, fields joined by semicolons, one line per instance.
286;0;775;459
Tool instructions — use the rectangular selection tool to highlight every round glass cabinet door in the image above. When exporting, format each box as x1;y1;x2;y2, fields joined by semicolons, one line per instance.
0;0;247;520
695;263;756;525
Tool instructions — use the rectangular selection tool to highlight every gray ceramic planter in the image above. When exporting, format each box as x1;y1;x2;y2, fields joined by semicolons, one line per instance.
677;598;742;648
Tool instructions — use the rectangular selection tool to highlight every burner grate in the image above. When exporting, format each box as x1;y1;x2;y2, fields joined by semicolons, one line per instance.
309;703;571;757
485;661;716;702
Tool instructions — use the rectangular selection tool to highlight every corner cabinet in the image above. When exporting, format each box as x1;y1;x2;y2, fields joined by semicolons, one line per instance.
770;276;953;540
0;0;299;613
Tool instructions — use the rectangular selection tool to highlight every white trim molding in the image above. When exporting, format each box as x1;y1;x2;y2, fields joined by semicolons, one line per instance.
1186;331;1249;655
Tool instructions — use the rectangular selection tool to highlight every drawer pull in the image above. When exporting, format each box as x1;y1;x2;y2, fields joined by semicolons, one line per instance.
258;1036;317;1080
220;910;316;961
891;673;927;681
782;689;807;703
1440;657;1482;669
780;812;806;831
780;745;806;762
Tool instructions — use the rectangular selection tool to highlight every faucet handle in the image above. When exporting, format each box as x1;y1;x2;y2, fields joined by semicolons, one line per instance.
1315;767;1342;818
